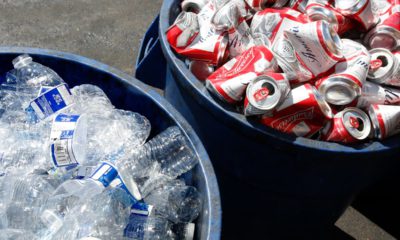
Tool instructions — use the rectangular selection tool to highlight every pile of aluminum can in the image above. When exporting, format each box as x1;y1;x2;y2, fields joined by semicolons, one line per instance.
167;0;400;143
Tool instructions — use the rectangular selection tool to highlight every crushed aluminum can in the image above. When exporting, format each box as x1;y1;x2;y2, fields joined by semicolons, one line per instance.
335;0;379;31
245;0;290;11
261;83;333;138
211;0;243;31
182;0;210;13
368;48;400;87
321;107;372;143
166;12;200;49
228;19;255;58
251;8;309;46
371;0;393;20
283;20;343;82
357;81;400;108
315;39;370;106
244;73;291;116
289;0;309;13
188;60;215;81
206;45;278;103
306;1;356;35
368;104;400;139
364;12;400;50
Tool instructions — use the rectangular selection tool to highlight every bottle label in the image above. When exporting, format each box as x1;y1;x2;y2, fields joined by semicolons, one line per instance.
50;114;81;168
27;83;74;120
90;162;119;187
131;202;153;216
109;175;146;209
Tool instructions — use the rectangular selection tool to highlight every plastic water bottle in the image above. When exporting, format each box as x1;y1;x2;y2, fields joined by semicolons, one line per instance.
144;181;202;224
124;213;173;240
0;229;38;240
69;84;114;115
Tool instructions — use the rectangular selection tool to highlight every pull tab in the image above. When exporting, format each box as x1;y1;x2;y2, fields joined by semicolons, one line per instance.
253;87;269;102
370;59;383;71
349;116;360;129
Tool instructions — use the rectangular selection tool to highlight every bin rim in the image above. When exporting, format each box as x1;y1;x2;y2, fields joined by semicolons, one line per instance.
0;46;222;240
159;0;400;154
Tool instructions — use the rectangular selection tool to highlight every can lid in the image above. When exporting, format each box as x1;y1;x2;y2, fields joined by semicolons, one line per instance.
335;0;367;15
318;76;361;105
310;85;333;119
364;25;400;50
246;76;282;111
181;0;204;13
320;21;342;59
368;48;395;82
307;6;338;29
341;107;371;140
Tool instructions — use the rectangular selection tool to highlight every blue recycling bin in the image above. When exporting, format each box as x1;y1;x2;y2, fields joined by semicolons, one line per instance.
0;47;221;240
135;0;400;238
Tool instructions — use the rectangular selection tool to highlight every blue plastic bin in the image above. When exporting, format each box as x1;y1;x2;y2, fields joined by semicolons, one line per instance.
0;47;221;240
135;0;400;238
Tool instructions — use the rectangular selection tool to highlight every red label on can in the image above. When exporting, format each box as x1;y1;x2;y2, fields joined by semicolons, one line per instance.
323;117;358;143
253;88;270;102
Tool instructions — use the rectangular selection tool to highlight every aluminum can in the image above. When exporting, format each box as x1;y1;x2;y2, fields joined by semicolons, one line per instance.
368;48;400;87
289;0;309;13
181;0;210;13
245;0;290;10
206;45;278;103
371;0;393;20
364;12;400;50
335;0;379;31
283;20;343;81
306;2;356;35
369;104;400;139
228;19;255;58
188;60;215;81
357;81;400;108
261;83;333;137
166;12;200;49
321;107;372;143
315;39;370;105
244;73;291;116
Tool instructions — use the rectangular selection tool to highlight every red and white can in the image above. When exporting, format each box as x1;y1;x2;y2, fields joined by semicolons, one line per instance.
306;2;356;35
335;0;379;31
206;45;278;103
245;0;290;10
357;81;400;108
181;0;210;13
211;0;243;31
321;107;372;143
244;73;291;116
261;83;333;137
166;12;200;49
283;20;343;81
364;12;400;50
289;0;309;13
369;104;400;139
315;39;370;106
228;19;255;58
371;0;393;20
368;48;400;87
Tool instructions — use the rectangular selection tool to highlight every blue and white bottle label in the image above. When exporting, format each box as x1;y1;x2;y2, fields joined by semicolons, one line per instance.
50;114;81;168
109;175;148;212
27;83;74;120
90;162;119;188
131;202;153;216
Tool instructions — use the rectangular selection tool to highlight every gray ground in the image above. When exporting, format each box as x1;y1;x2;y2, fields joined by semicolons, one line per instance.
0;1;396;239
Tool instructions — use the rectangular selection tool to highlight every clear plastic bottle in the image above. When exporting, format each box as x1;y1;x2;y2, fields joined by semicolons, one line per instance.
124;213;173;240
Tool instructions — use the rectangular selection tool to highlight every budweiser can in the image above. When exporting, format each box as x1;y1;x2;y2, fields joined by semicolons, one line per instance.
261;83;333;137
357;81;400;108
368;48;400;87
206;45;278;103
228;19;255;58
315;39;370;105
244;73;291;116
335;0;379;31
166;12;200;49
188;60;215;81
369;104;400;139
283;20;343;81
363;12;400;50
322;107;372;143
306;2;356;35
181;0;210;13
211;0;242;31
289;0;309;13
245;0;290;10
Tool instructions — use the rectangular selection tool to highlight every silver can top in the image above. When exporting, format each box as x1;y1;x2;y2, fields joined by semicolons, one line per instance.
310;84;333;119
320;20;343;59
318;76;362;106
307;5;338;29
368;48;396;83
246;76;282;111
335;0;368;15
339;107;371;140
364;25;400;51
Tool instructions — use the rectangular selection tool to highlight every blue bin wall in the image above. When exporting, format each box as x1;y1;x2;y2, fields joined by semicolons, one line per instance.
0;47;221;240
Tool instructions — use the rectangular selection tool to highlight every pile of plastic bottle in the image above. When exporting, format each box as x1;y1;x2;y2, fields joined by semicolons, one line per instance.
0;55;201;240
